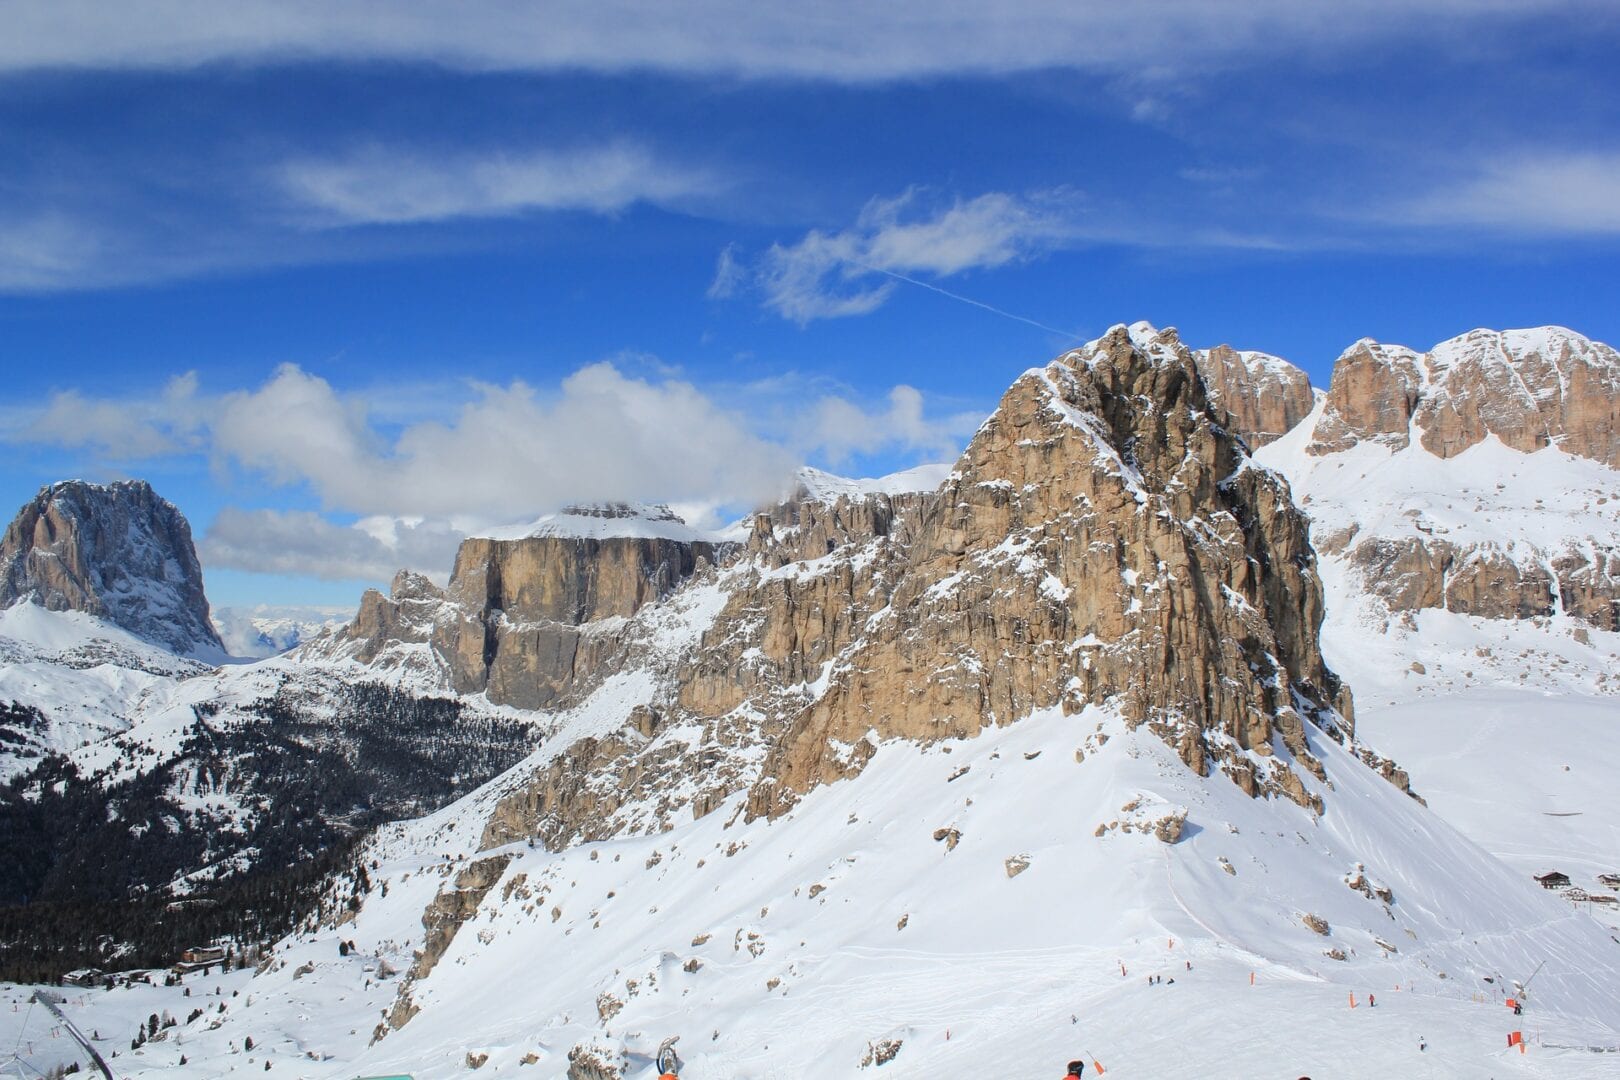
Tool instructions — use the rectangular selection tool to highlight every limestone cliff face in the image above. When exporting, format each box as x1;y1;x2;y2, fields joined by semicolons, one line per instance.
0;479;222;657
1309;327;1620;465
1263;326;1620;632
474;323;1359;853
741;323;1348;817
1194;344;1314;448
328;508;719;709
1332;534;1620;631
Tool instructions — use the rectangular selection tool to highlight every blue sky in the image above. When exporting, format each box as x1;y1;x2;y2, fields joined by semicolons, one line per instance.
2;1;1618;612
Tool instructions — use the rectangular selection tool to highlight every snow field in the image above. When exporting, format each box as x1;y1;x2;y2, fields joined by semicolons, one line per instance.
16;698;1615;1078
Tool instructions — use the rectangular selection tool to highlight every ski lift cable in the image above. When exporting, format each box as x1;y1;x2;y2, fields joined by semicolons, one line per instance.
29;992;116;1080
8;998;33;1066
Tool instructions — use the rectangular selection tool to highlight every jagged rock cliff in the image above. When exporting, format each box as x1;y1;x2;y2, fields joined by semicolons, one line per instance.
1195;344;1314;448
0;479;222;657
1252;327;1620;632
1308;327;1620;466
322;505;721;709
469;322;1359;854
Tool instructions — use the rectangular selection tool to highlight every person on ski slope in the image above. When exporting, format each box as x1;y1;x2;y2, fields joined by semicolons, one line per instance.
1064;1060;1085;1077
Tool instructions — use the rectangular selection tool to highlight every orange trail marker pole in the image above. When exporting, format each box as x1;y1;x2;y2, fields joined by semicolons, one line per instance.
1249;971;1255;986
1349;993;1357;1008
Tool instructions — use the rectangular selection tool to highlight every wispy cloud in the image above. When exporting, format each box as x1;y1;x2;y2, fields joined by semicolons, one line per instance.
0;1;1600;82
735;189;1082;323
1380;150;1620;235
281;142;722;226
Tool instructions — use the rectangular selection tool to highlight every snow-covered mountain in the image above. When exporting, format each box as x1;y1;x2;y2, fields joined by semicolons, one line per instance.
0;479;225;659
1236;327;1620;917
5;322;1620;1078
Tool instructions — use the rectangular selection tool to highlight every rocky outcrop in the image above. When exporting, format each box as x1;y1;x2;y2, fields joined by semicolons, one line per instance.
1194;344;1314;448
1309;327;1620;466
1307;340;1427;455
328;510;720;709
1345;537;1619;630
380;853;513;1035
0;479;222;657
476;323;1357;853
741;323;1349;818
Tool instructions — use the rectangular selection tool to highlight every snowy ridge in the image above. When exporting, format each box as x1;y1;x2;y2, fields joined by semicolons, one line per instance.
480;503;718;543
792;463;953;504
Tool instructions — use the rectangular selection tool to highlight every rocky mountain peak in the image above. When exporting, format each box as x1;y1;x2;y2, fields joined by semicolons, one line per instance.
0;479;222;658
1308;325;1620;465
1193;343;1315;448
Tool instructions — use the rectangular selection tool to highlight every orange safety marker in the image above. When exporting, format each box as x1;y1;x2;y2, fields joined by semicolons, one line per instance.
1093;1060;1106;1075
1249;971;1255;986
1349;992;1358;1008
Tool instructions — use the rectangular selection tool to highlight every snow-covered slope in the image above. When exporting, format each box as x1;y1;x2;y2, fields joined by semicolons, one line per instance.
11;698;1617;1078
1254;335;1620;922
0;604;207;778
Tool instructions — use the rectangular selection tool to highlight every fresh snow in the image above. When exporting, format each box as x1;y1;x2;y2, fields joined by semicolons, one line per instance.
481;503;719;544
792;464;953;504
8;704;1618;1078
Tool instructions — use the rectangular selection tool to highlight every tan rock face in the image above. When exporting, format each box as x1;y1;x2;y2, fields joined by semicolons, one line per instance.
1308;340;1427;455
333;530;718;709
0;479;222;655
350;324;1364;854
1347;537;1619;629
1195;344;1314;448
1309;327;1620;466
740;323;1348;818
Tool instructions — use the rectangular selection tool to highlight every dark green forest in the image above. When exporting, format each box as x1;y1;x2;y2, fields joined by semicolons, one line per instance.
0;683;536;981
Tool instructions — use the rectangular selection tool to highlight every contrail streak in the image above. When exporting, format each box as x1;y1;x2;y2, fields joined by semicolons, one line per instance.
858;264;1082;342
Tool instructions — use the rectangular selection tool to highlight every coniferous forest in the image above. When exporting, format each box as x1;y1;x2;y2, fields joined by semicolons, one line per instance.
0;683;537;982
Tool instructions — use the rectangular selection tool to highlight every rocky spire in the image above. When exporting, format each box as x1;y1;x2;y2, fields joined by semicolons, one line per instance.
0;479;223;657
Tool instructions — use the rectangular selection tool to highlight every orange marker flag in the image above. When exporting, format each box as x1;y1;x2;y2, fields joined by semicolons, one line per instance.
1092;1060;1106;1075
1249;971;1255;986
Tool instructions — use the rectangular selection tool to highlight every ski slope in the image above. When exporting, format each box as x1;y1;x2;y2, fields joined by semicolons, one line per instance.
8;697;1618;1078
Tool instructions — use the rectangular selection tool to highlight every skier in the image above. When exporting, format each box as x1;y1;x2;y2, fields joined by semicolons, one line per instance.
1064;1060;1085;1077
1368;993;1376;1007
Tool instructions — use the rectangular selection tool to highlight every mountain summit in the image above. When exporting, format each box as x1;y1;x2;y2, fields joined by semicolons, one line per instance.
0;479;223;658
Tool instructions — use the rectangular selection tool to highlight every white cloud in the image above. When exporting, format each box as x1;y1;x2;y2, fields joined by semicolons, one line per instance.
1383;151;1620;235
0;1;1592;82
748;189;1078;322
800;385;981;465
20;360;979;522
200;508;465;581
281;142;721;226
